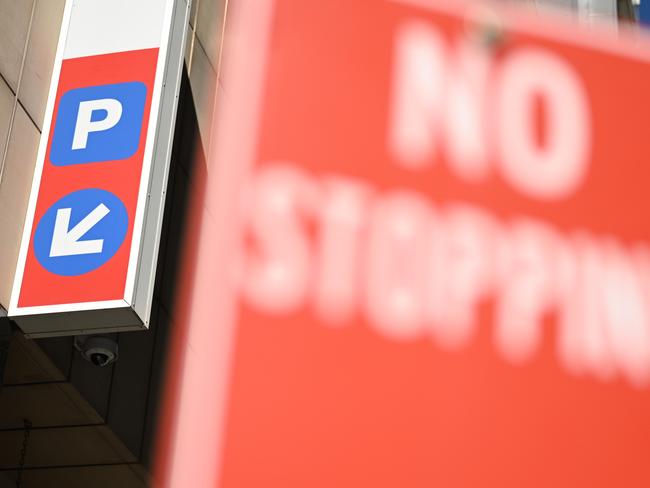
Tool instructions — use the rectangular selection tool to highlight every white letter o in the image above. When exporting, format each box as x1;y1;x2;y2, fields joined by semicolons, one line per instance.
496;48;591;200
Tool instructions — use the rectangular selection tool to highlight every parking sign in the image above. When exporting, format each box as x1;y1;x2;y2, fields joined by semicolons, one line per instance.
9;0;190;337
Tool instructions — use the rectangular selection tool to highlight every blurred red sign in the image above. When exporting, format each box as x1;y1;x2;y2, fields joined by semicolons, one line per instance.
163;1;650;487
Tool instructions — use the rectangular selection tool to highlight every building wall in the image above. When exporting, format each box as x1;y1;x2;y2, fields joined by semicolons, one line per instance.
507;0;620;24
0;0;66;309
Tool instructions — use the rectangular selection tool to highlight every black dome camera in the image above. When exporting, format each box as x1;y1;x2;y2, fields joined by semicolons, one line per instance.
74;336;119;367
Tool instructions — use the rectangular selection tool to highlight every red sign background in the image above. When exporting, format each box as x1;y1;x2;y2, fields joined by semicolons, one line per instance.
161;2;650;487
18;49;158;307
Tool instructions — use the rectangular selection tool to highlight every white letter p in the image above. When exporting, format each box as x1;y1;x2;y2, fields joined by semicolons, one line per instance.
72;98;123;150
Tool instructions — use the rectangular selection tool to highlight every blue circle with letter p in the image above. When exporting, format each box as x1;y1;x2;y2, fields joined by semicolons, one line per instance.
34;189;129;276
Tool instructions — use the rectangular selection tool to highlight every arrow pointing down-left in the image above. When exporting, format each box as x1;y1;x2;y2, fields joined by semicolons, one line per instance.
49;203;110;257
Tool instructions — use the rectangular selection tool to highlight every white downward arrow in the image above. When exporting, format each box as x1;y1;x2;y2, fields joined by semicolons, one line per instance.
49;203;110;257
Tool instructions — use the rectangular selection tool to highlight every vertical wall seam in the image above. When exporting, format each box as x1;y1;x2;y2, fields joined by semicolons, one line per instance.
187;0;200;74
103;336;119;425
206;0;229;158
0;0;37;187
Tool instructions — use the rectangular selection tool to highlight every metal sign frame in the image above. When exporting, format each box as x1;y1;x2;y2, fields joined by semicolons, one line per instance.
9;0;191;337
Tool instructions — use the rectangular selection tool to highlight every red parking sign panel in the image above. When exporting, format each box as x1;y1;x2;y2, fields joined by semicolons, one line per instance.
162;1;650;487
9;0;190;336
17;49;158;308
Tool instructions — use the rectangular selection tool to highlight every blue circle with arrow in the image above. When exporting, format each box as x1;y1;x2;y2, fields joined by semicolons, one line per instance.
33;189;129;276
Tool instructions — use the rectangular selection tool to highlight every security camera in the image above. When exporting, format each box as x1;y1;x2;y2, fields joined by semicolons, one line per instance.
74;335;119;367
